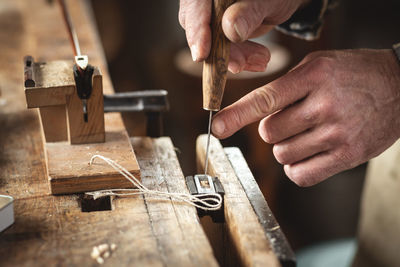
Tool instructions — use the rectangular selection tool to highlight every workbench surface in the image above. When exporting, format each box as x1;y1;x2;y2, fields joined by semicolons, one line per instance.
0;1;293;266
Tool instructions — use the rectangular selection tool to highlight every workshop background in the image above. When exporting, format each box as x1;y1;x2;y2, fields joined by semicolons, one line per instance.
90;0;400;252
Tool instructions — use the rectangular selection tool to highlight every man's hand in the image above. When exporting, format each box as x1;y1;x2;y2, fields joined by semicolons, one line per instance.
178;0;304;73
211;49;400;186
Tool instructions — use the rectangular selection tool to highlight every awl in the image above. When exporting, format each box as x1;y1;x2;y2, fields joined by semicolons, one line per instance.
202;0;235;174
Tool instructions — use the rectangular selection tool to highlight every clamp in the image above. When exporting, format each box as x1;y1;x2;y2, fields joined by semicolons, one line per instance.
185;174;225;223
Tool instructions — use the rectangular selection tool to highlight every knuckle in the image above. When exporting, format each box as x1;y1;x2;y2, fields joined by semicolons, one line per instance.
332;147;357;169
301;108;319;125
302;51;324;63
248;1;265;25
320;125;344;146
308;56;335;83
253;86;279;115
229;108;246;131
318;99;335;118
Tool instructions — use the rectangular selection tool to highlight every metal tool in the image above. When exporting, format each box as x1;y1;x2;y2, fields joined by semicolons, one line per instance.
58;0;93;122
185;175;225;222
202;0;234;174
0;195;14;233
104;90;169;137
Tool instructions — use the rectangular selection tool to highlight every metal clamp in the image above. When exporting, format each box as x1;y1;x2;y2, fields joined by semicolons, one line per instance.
185;174;225;223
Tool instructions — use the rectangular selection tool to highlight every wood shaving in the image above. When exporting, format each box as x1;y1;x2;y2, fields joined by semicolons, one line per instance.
91;243;116;264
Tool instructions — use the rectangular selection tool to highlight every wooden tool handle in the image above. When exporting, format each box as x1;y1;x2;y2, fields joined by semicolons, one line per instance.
202;0;235;111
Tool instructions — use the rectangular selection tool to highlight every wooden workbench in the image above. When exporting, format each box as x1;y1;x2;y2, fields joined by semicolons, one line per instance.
0;0;294;266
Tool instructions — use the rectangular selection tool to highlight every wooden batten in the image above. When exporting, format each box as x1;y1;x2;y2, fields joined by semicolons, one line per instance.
196;134;281;267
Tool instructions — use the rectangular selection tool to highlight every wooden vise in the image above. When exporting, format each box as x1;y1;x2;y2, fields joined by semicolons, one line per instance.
23;56;140;194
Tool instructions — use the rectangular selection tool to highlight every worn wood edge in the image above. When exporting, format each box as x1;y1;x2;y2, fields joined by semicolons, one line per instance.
224;147;296;267
50;174;136;195
25;85;74;108
46;130;140;194
196;134;281;267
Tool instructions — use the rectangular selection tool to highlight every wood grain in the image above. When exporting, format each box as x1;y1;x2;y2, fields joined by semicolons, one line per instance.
197;134;281;267
202;0;235;111
66;67;105;144
25;61;74;108
132;137;218;267
0;0;217;265
38;105;68;142
47;131;140;194
225;147;295;267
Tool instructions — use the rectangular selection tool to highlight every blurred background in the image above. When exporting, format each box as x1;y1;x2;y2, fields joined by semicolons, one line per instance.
90;0;400;253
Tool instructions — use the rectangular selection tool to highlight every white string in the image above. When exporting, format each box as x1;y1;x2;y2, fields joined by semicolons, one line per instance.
85;155;223;211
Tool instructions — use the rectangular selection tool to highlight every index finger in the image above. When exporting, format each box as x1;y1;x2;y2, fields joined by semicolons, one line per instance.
212;63;314;138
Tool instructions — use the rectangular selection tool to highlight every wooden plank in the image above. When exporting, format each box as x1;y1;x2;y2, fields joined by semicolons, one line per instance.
0;190;164;266
225;147;296;267
1;137;218;266
196;134;281;267
25;61;74;108
47;131;139;194
131;137;218;267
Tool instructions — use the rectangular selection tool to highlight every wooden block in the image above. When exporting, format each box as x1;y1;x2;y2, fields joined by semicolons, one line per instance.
38;105;68;142
47;130;140;194
224;147;295;266
66;68;105;144
131;137;219;267
25;61;75;108
196;134;281;267
25;60;105;144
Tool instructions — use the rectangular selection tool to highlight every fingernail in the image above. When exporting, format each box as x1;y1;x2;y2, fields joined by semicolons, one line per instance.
190;44;198;61
212;119;225;136
229;61;241;74
233;17;248;41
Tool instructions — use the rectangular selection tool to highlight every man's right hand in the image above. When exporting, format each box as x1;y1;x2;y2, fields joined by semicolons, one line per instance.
178;0;306;73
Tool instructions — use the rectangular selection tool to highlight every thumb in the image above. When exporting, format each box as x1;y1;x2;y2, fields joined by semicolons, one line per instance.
222;0;300;42
212;66;311;139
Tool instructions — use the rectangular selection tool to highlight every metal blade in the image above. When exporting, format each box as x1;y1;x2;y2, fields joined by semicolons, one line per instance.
204;110;213;175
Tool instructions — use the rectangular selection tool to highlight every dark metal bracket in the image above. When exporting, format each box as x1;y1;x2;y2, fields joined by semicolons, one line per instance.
185;174;225;223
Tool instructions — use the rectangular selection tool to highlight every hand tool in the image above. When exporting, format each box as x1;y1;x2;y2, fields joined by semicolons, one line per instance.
185;175;225;222
185;0;234;217
59;0;93;122
202;0;235;174
0;195;14;233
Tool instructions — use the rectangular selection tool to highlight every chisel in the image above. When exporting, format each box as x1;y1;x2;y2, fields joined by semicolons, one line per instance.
203;0;234;174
